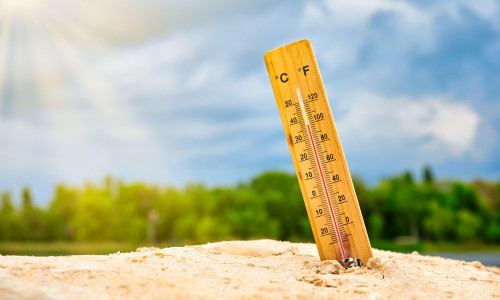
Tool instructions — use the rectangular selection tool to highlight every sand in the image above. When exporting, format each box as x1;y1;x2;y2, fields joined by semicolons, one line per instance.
0;240;499;299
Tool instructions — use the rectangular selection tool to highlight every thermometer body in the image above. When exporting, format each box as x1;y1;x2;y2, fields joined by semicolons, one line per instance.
264;40;372;266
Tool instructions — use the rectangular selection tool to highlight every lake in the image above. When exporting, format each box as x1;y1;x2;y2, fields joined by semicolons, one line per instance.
424;252;500;267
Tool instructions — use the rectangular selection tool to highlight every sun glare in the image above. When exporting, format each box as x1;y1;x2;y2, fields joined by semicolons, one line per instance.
2;0;48;12
0;0;144;115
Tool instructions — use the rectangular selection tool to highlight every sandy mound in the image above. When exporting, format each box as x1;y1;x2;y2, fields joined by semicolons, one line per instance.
0;240;499;299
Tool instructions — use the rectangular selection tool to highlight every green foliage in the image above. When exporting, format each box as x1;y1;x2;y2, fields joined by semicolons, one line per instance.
72;189;117;241
0;167;498;245
0;191;18;240
423;166;434;185
362;168;498;244
423;202;455;240
456;210;482;241
368;213;385;240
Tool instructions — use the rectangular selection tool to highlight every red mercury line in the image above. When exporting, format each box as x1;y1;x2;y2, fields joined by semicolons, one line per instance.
297;88;346;261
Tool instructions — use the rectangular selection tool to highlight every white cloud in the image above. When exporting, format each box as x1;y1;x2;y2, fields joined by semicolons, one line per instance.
322;0;426;26
89;27;279;162
337;91;481;160
457;0;500;30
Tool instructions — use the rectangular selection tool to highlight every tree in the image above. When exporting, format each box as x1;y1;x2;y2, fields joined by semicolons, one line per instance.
423;166;434;185
0;170;496;245
46;185;79;240
71;188;117;241
20;186;44;240
0;191;17;240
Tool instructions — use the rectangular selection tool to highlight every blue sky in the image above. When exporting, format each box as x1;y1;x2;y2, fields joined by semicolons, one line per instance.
0;0;499;203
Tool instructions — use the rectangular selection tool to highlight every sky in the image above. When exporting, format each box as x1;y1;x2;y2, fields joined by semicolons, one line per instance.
0;0;499;204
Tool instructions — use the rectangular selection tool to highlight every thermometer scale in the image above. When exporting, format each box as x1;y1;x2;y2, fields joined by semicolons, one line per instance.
264;40;373;267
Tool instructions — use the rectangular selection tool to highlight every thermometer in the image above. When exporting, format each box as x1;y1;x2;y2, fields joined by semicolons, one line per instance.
264;40;373;267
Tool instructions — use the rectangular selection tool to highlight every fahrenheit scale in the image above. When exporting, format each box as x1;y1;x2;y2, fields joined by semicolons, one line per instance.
265;40;372;267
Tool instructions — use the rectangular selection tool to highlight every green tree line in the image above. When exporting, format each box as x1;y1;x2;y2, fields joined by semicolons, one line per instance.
0;167;499;244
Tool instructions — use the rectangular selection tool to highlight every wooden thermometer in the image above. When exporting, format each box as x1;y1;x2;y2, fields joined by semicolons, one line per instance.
265;40;373;267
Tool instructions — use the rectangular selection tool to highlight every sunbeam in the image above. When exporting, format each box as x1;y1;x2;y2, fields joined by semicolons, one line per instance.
0;0;171;114
1;0;49;13
0;8;13;113
0;0;164;180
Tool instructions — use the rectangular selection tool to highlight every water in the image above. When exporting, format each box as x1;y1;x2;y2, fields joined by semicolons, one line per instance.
424;252;500;267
